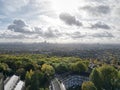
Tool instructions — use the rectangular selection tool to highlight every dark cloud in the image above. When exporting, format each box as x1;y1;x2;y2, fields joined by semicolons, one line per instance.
80;5;111;15
43;27;61;38
8;20;33;33
66;31;86;39
92;32;114;38
59;13;82;26
90;22;110;29
7;19;63;39
34;27;43;35
8;19;43;34
85;0;107;3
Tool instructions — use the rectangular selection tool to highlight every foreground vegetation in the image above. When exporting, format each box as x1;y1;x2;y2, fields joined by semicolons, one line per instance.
0;54;119;90
82;65;120;90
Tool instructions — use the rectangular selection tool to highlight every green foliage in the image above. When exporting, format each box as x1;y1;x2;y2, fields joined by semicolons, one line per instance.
0;63;9;71
25;70;49;90
71;61;88;74
99;65;118;90
41;64;55;77
90;68;102;90
115;71;120;89
25;69;34;87
55;63;69;74
90;65;119;90
0;54;90;89
82;81;97;90
16;68;25;80
30;71;40;90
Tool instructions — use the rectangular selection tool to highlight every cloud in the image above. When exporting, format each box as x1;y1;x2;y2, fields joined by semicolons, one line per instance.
0;30;26;39
114;6;120;17
80;5;111;16
0;0;29;13
18;0;53;16
59;13;82;26
0;0;54;28
43;27;61;38
91;32;114;38
8;19;33;33
8;19;43;34
90;22;111;29
0;0;119;43
66;31;86;39
7;19;62;39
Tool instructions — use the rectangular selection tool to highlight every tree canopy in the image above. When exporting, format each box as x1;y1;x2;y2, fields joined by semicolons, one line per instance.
82;81;97;90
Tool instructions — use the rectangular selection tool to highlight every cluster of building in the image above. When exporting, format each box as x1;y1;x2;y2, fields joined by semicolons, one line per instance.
0;74;25;90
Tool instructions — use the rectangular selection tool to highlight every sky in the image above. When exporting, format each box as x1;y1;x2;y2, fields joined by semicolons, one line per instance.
0;0;120;43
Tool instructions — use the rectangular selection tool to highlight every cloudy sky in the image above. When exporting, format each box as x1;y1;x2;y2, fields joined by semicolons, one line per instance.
0;0;120;43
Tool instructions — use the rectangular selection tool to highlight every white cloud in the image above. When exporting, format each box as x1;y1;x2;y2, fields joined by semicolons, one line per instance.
0;0;29;13
0;30;26;39
0;0;120;43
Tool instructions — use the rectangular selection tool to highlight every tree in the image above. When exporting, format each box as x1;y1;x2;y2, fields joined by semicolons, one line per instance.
90;68;102;90
0;63;9;72
116;71;120;89
99;65;118;90
0;63;10;76
15;61;22;69
82;81;97;90
72;61;88;74
25;69;34;87
24;63;35;71
41;64;55;77
111;71;120;90
30;71;40;90
16;68;26;80
55;63;69;74
90;65;119;90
